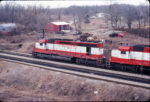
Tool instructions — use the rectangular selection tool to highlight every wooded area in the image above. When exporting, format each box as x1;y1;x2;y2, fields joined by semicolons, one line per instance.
0;2;149;37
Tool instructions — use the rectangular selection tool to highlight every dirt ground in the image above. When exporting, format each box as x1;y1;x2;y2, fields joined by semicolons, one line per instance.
0;18;149;54
0;60;149;101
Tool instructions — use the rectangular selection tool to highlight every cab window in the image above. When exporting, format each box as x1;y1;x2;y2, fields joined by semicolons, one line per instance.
121;51;126;54
40;43;43;46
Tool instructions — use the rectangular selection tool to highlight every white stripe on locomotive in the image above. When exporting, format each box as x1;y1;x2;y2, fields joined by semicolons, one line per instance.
36;42;103;55
111;49;150;61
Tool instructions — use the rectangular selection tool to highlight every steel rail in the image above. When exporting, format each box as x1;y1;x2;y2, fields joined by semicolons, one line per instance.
0;50;149;79
0;52;150;89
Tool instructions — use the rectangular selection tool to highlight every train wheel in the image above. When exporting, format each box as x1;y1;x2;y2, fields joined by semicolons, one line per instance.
76;58;81;64
143;67;150;75
139;66;144;74
32;52;37;58
71;57;76;63
124;65;127;71
85;60;88;65
121;64;124;71
135;67;139;73
82;59;85;65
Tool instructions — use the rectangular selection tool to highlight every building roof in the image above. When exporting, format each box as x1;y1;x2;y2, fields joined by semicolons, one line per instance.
51;21;70;25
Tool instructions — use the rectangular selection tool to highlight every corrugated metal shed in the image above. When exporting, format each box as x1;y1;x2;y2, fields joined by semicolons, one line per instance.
0;23;16;31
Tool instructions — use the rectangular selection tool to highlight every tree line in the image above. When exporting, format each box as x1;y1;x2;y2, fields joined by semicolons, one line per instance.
0;2;149;37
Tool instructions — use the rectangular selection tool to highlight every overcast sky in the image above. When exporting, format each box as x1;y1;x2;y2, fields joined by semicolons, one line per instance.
1;0;149;8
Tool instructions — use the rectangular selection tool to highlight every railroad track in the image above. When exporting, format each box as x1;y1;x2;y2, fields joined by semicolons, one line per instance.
0;51;150;89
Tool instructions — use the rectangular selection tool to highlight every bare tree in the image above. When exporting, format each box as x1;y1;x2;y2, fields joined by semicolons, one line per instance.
0;2;149;36
135;7;143;29
122;5;137;30
139;5;149;27
108;4;122;29
57;8;62;21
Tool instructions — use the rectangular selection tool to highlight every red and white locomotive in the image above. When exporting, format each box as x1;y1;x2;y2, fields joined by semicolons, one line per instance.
33;39;104;65
32;39;150;74
110;44;150;72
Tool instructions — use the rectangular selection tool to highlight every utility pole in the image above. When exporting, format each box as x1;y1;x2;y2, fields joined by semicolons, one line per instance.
42;29;45;39
73;14;77;34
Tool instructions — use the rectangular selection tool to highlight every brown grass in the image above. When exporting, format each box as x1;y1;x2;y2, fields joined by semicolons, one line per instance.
0;60;149;101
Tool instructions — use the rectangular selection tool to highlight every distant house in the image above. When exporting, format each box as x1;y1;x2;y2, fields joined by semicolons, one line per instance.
45;21;71;32
90;13;109;19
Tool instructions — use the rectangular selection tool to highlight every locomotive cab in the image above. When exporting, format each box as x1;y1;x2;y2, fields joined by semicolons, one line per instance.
35;39;48;49
111;46;131;64
110;44;150;73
